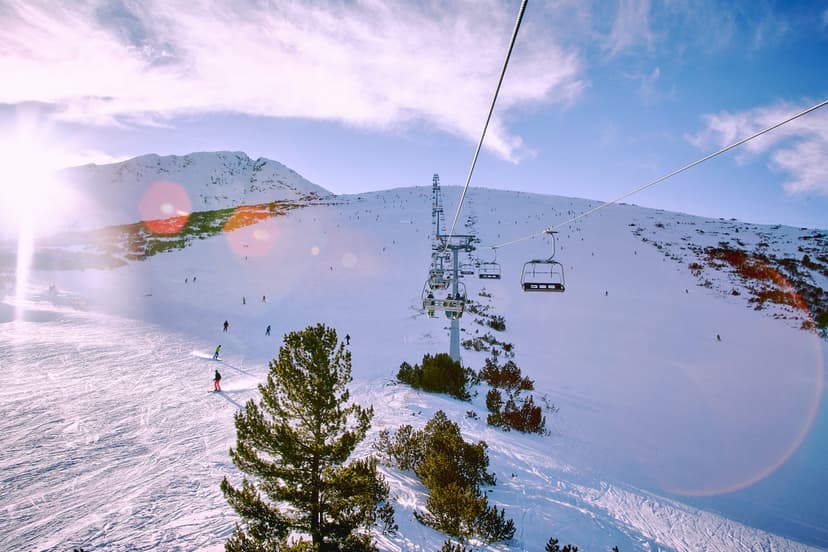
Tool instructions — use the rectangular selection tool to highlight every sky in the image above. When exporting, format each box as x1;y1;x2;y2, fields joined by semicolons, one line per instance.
1;0;827;229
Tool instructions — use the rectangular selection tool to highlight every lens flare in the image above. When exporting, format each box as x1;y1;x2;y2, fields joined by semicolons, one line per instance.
224;206;281;257
0;115;74;319
138;181;192;235
341;252;358;269
657;263;824;497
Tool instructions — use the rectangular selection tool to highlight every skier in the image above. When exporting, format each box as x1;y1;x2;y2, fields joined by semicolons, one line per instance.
193;276;197;283
262;295;266;303
213;369;222;392
223;320;229;332
266;325;271;336
716;334;722;342
345;334;350;345
213;344;222;360
242;296;246;305
185;277;188;284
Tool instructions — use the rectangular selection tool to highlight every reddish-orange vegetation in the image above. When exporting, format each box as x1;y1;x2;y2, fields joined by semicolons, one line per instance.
223;207;271;232
223;204;291;233
143;215;189;235
706;247;808;314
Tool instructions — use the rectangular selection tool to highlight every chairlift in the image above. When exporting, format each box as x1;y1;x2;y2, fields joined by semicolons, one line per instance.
422;281;467;317
428;268;449;290
478;248;501;280
520;231;565;292
460;261;475;276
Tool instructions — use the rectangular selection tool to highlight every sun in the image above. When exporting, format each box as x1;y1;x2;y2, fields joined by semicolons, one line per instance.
0;129;69;237
0;120;76;316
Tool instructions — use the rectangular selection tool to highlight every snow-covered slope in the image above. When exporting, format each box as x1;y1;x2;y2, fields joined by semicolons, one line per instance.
56;151;331;231
1;161;826;551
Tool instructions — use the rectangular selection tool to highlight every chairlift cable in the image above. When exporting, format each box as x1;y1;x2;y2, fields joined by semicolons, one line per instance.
443;0;529;249
490;97;828;250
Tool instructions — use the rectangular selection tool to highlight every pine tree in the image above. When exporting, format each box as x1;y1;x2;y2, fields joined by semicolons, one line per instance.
221;323;395;551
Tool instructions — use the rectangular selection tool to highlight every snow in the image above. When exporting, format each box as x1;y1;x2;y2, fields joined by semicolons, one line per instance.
52;151;331;233
1;155;826;551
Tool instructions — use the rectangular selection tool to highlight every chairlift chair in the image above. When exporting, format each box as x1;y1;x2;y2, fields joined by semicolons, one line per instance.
428;268;449;290
520;230;565;292
421;281;467;317
478;248;501;279
521;260;565;292
479;262;501;279
442;281;467;318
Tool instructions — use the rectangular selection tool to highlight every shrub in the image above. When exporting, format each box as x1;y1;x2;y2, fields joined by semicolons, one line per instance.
480;358;533;392
440;540;473;552
487;315;506;331
376;411;511;542
396;353;470;400
485;389;503;412
488;395;546;435
546;537;579;551
474;503;515;542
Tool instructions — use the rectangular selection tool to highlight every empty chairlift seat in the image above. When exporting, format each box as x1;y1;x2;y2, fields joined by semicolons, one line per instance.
478;261;501;279
521;259;565;292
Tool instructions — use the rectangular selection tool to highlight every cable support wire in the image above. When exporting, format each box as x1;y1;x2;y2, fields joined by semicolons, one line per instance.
491;98;828;250
443;0;528;250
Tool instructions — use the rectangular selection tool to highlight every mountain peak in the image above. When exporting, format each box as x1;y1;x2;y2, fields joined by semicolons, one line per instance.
58;151;332;231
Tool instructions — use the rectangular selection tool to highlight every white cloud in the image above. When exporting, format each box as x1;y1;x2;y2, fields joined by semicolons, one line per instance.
688;102;828;196
604;0;653;56
0;0;586;162
623;66;665;104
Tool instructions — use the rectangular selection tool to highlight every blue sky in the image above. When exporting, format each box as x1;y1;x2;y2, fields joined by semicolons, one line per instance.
1;0;827;228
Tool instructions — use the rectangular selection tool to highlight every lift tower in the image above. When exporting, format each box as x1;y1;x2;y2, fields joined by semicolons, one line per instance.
433;234;475;362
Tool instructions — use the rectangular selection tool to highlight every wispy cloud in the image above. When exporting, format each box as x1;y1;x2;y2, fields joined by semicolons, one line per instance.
0;0;586;162
623;66;672;105
688;102;828;196
603;0;653;56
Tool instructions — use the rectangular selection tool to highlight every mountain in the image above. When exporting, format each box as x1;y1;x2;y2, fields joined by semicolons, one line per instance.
56;151;331;232
1;153;826;551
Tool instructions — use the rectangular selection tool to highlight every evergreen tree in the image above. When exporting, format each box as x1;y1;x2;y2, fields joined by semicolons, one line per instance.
221;323;395;551
545;537;579;552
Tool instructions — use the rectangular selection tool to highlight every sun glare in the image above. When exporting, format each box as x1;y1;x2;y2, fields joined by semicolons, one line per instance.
0;123;73;317
0;134;67;234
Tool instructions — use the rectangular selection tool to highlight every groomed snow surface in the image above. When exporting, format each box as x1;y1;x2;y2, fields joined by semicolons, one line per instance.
1;185;826;551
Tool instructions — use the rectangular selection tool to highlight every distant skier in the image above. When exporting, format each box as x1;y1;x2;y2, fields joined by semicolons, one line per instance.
262;295;266;303
213;369;222;392
242;296;246;305
223;320;229;332
213;344;222;360
345;334;350;345
193;276;196;282
185;277;188;284
266;325;271;336
716;334;721;342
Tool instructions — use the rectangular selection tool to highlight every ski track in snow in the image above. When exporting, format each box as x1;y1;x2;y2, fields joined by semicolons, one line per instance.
0;310;252;551
0;298;822;551
1;182;826;551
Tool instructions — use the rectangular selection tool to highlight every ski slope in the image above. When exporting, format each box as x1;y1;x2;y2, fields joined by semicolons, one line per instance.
1;158;826;551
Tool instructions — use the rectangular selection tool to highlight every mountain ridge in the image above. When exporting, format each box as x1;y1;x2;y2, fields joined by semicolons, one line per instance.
55;151;331;232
